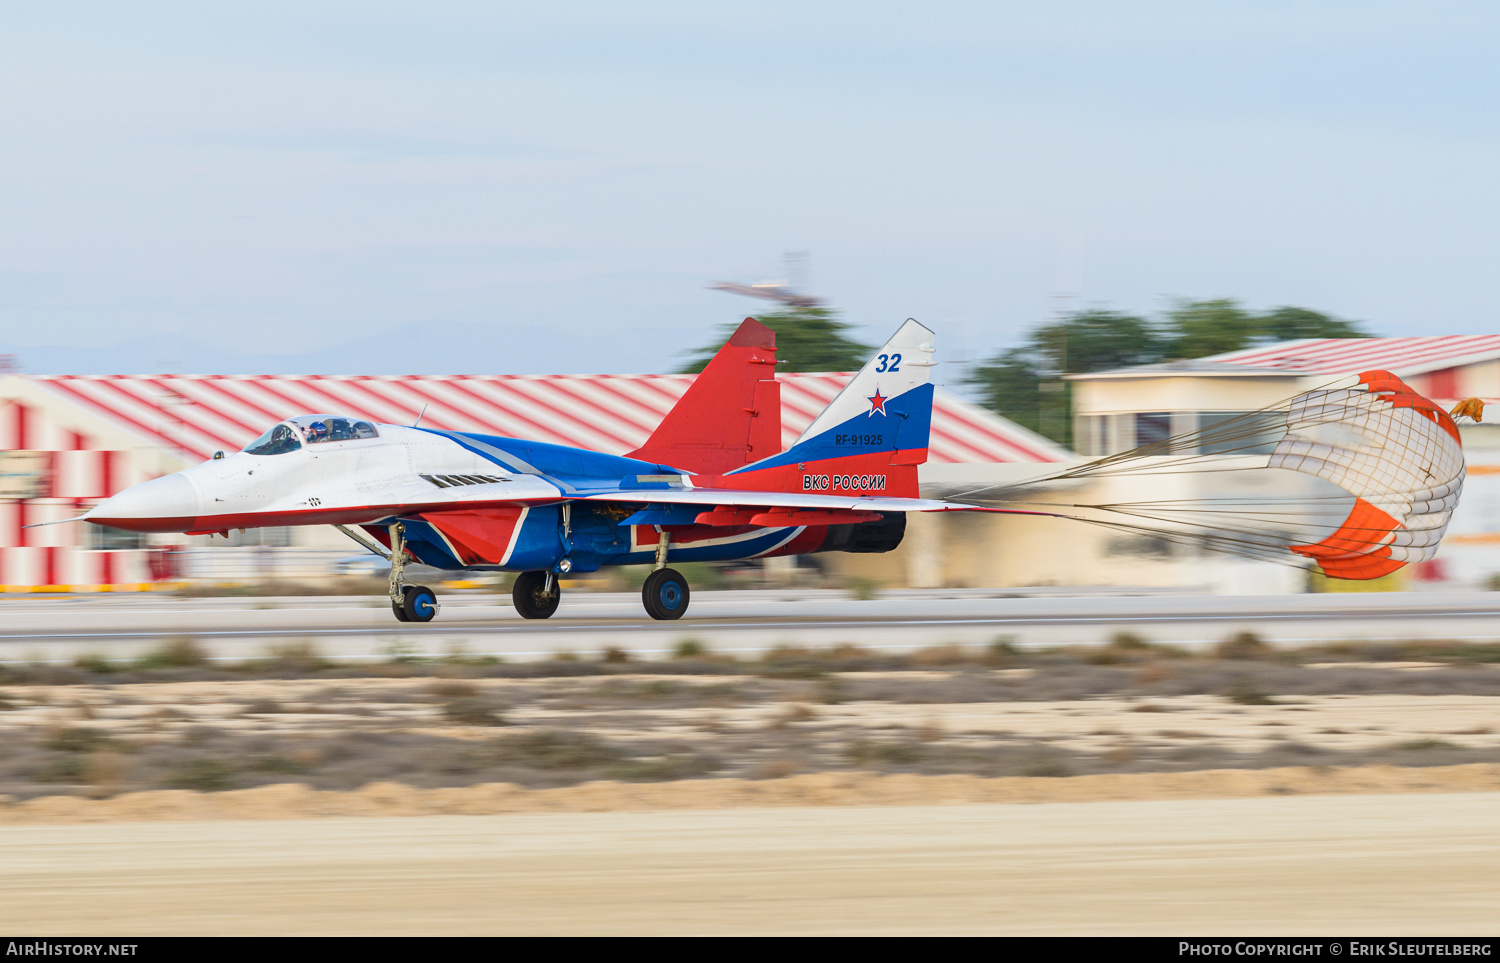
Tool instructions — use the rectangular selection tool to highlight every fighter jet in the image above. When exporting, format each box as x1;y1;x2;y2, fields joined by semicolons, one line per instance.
82;319;1001;622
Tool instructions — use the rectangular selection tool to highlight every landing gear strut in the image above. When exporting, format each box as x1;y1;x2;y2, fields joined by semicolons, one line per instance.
641;530;690;620
387;522;438;623
512;570;561;619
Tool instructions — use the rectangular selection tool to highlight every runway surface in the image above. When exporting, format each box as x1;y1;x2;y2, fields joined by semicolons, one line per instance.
3;792;1496;935
3;589;1500;662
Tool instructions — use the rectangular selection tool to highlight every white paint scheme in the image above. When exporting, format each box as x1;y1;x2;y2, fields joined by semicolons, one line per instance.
793;319;937;444
88;421;564;528
87;412;968;534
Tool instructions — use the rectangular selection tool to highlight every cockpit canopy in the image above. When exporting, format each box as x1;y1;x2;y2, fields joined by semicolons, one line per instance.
242;415;380;455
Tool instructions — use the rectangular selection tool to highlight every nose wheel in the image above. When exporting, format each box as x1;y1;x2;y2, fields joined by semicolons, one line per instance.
387;522;438;624
393;585;438;623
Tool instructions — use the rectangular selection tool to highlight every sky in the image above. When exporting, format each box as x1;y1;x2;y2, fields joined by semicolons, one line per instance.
2;2;1499;381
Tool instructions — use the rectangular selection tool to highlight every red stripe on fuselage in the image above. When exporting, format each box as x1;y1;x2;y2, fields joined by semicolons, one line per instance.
704;451;923;498
88;497;555;534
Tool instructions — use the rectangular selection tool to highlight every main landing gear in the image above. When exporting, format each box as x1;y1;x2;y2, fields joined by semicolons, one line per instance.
387;522;439;624
509;531;692;621
512;570;561;619
642;568;689;620
641;530;690;621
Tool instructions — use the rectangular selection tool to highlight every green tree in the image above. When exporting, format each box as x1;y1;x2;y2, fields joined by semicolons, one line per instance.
966;310;1163;446
677;307;871;373
1159;298;1260;359
967;348;1045;436
968;301;1371;447
1160;299;1370;358
1023;309;1164;374
1256;306;1368;342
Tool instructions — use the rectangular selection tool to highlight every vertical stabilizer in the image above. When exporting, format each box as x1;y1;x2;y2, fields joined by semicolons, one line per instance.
719;319;935;497
628;318;781;474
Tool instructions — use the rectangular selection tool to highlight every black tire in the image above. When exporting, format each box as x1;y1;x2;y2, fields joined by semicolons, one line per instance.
391;598;410;622
512;570;560;619
642;568;690;621
401;585;439;623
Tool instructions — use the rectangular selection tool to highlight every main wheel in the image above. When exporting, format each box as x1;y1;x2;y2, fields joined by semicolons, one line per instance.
391;598;410;622
401;585;439;623
512;570;560;619
642;568;690;621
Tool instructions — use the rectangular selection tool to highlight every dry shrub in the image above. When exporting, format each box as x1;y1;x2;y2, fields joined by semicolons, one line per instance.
604;754;718;781
428;679;478;699
493;729;620;770
673;638;707;659
758;647;830;679
44;727;113;753
1224;680;1276;705
1135;663;1174;685
911;645;970;667
766;703;817;730
243;698;284;715
1217;632;1273;661
139;636;209;669
169;758;234;792
1392;738;1461;751
753;760;800;780
600;647;631;664
264;640;328;672
985;638;1020;666
844;739;924;766
441;698;506;726
73;654;118;674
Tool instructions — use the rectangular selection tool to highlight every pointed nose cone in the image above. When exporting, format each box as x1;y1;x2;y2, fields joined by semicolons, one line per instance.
91;474;201;532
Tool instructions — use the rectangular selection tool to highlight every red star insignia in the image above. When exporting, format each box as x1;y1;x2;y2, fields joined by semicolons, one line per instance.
867;389;888;416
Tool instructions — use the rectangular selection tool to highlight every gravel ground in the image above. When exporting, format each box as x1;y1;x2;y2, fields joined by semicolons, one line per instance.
1;636;1497;802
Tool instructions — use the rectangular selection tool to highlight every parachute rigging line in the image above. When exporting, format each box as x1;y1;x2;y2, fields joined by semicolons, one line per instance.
949;371;1477;580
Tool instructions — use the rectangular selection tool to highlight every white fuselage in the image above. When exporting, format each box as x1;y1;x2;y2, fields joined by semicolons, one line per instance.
89;424;563;533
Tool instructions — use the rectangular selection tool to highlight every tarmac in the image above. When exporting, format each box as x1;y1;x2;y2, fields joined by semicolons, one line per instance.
3;588;1500;662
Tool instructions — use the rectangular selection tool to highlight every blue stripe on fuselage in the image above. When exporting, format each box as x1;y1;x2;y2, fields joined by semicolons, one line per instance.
417;428;684;492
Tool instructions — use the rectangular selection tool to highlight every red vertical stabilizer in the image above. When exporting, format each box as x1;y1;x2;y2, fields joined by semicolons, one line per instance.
628;318;781;474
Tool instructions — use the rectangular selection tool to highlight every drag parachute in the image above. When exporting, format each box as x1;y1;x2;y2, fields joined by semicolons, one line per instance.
956;371;1476;580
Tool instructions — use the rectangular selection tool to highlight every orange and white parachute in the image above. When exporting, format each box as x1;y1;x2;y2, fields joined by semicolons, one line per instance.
956;370;1474;580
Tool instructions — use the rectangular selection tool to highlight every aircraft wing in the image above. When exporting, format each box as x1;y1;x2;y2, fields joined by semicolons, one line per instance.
569;487;1058;519
574;489;949;512
385;479;1049;518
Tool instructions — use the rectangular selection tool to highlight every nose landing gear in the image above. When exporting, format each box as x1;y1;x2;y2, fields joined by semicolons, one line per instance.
388;522;439;624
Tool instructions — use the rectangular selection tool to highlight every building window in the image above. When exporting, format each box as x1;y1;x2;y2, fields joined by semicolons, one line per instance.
1134;413;1172;449
1072;415;1103;456
1196;412;1285;455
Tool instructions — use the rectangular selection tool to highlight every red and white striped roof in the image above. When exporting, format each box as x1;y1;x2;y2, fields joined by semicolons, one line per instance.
31;373;1069;465
1207;337;1500;376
